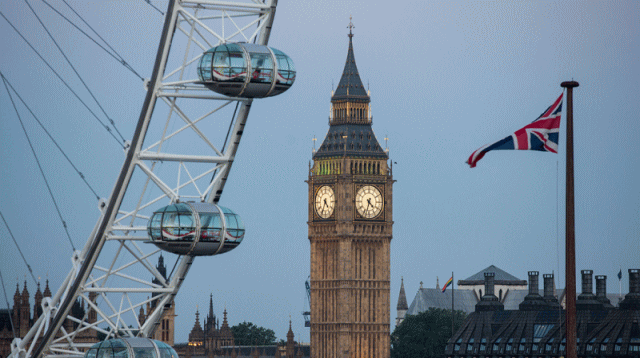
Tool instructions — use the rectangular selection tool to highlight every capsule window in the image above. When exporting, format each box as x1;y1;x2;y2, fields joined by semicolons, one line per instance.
199;53;213;81
249;53;273;83
273;48;295;85
162;213;179;238
178;214;193;236
200;214;221;242
133;348;157;358
149;213;162;240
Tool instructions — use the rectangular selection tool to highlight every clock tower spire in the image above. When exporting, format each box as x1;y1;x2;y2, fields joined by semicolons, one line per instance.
308;20;392;358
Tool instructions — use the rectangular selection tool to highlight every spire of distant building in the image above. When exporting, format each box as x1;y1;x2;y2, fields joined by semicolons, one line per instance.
43;279;52;297
331;17;369;104
397;277;408;311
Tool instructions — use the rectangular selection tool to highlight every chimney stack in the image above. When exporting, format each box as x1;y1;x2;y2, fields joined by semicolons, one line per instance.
528;271;540;296
620;269;640;310
577;270;603;310
519;271;547;311
595;275;613;308
485;272;495;296
475;273;503;312
630;269;640;294
543;273;561;308
581;270;593;295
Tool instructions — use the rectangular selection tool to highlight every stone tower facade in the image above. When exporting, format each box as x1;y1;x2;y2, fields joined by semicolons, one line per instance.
308;23;393;358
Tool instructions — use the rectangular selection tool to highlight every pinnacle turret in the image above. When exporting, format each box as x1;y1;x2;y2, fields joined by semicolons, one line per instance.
397;277;408;311
43;280;52;297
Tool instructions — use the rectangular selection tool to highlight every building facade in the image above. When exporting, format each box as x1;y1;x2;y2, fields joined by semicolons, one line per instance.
308;23;393;358
398;265;625;326
139;254;176;346
175;304;309;358
444;269;640;357
0;280;98;358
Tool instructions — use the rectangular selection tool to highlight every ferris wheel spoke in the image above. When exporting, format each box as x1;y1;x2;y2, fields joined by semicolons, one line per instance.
180;163;204;197
12;1;288;356
179;10;225;43
159;100;221;154
175;22;212;52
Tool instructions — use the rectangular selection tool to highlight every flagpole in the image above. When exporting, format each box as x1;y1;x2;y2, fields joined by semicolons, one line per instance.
561;80;579;358
451;271;454;337
619;269;622;307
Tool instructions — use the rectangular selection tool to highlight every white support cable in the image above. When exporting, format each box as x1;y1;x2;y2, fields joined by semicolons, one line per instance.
156;91;249;100
181;163;204;197
162;53;203;81
135;161;179;200
143;101;233;153
158;98;222;154
182;13;255;22
180;0;269;10
90;268;164;289
110;226;149;232
176;162;182;197
113;165;218;225
180;3;264;14
105;235;149;241
175;23;211;51
138;152;230;164
121;242;167;285
117;211;150;220
178;9;225;43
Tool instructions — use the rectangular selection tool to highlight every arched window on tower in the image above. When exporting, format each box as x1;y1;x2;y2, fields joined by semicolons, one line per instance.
499;289;503;302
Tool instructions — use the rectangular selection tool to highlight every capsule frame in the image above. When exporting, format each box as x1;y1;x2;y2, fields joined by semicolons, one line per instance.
85;338;179;358
147;202;245;256
197;42;295;98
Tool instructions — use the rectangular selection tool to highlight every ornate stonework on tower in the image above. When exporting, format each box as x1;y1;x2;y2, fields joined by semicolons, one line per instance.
308;20;393;358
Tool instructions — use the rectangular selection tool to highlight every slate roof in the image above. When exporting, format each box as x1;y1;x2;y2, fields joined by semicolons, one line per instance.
407;289;479;315
501;289;528;310
458;265;526;285
313;123;387;159
331;34;369;103
444;303;640;357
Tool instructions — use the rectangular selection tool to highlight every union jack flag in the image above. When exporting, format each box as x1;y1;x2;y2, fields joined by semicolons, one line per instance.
467;94;563;168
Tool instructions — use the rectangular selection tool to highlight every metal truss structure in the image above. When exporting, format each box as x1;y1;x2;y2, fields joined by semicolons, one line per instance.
10;1;278;357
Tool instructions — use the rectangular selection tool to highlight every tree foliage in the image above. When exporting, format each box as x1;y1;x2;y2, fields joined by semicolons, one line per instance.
391;308;467;358
230;321;277;346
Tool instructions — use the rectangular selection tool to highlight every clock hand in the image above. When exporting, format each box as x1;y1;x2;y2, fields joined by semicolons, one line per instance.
324;198;328;209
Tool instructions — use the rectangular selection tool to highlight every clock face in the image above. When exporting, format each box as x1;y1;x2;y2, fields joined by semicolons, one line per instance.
356;185;383;219
315;185;335;219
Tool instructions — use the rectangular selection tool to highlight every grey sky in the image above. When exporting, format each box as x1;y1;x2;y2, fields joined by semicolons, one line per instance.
1;0;639;345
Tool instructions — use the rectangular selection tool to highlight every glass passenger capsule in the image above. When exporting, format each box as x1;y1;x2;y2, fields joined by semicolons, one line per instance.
147;202;245;256
197;43;295;98
84;338;179;358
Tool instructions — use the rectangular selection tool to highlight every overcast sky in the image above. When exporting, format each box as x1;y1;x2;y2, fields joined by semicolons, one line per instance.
1;0;639;345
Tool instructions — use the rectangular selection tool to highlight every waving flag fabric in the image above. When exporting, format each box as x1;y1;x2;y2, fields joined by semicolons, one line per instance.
442;276;453;293
467;94;563;168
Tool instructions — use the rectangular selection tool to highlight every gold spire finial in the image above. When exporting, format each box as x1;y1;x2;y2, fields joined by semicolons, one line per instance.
348;15;354;37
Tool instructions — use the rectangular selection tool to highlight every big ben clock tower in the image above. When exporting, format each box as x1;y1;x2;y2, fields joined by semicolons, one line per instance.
308;20;392;358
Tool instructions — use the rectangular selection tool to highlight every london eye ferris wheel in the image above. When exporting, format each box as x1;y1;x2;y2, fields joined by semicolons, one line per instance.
8;1;294;357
